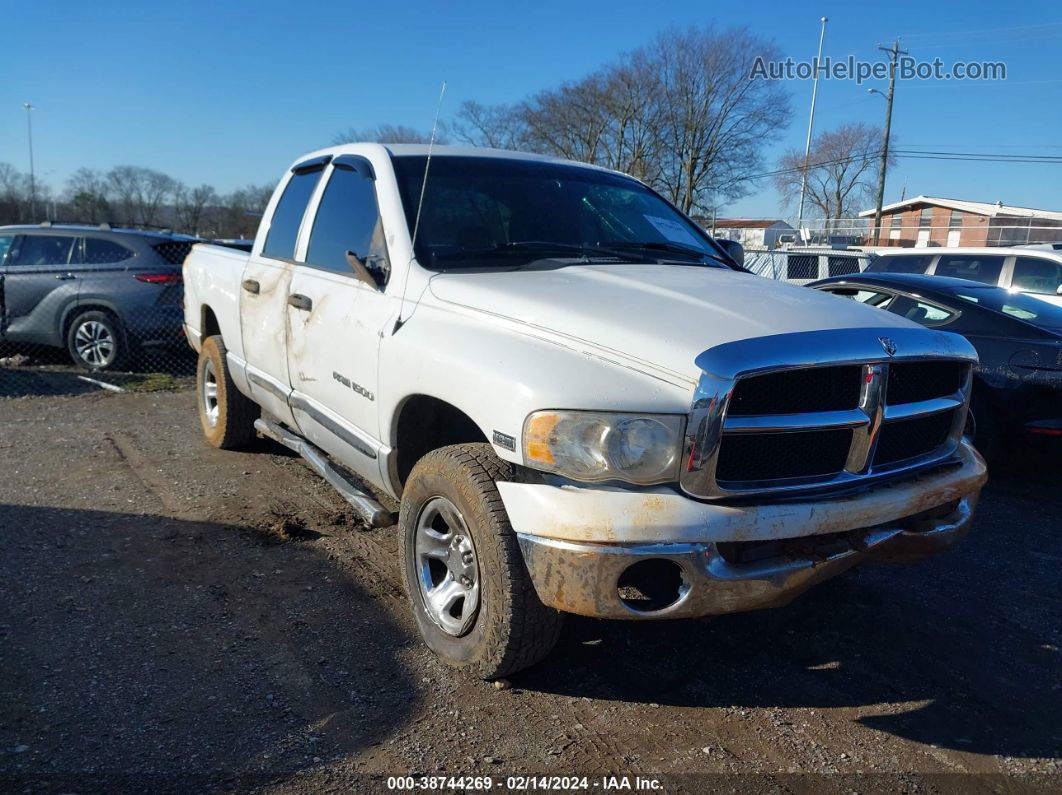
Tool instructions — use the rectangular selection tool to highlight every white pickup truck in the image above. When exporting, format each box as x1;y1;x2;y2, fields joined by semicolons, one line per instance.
183;144;988;677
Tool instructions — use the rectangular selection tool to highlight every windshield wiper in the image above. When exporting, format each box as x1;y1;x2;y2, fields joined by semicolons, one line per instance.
602;240;726;265
432;241;649;264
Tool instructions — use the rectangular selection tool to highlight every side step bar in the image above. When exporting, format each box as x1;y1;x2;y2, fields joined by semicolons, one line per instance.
254;418;395;528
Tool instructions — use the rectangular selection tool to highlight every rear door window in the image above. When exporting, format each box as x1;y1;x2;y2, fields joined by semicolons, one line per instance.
933;254;1004;285
262;165;326;261
1011;256;1062;295
890;297;958;327
0;235;13;265
868;254;932;274
823;287;895;310
78;237;134;264
11;235;75;266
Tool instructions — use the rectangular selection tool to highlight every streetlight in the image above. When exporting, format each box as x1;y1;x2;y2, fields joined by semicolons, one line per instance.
796;16;828;244
23;102;37;222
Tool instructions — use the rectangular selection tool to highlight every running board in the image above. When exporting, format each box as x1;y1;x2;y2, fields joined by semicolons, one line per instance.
254;418;394;528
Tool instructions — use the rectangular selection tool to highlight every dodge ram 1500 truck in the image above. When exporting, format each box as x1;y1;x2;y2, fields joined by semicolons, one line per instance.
183;144;987;678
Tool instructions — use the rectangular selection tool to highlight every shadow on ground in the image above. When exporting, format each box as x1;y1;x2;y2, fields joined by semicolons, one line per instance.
0;505;415;788
515;449;1062;760
1;343;196;398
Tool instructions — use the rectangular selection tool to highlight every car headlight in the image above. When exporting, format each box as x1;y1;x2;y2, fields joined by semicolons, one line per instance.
523;411;685;485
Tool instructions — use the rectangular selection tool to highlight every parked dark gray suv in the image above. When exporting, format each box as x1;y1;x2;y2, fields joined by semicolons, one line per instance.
0;224;194;370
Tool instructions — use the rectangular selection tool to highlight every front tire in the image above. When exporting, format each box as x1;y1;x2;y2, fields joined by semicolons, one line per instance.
197;335;259;449
67;310;127;371
399;443;563;678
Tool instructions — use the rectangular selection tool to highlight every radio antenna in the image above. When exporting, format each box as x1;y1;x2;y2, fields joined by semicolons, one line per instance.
395;81;446;333
411;81;446;251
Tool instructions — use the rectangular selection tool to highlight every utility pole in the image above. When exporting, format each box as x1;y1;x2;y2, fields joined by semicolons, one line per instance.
871;40;906;245
23;102;37;222
796;16;828;244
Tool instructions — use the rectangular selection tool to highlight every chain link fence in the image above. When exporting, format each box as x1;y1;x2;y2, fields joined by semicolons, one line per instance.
0;225;201;398
743;247;874;282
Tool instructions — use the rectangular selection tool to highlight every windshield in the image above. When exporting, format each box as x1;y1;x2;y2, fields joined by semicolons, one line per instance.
391;155;730;270
951;286;1062;332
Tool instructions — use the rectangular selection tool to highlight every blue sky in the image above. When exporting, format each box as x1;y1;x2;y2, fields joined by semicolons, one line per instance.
3;0;1061;219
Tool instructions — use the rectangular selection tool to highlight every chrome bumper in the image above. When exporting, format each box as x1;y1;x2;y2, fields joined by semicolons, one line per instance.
516;496;978;620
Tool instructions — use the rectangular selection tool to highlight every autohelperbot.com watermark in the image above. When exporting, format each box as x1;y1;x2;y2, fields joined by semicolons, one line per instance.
750;55;1006;84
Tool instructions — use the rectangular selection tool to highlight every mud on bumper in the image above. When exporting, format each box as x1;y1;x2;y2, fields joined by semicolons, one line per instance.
516;493;979;620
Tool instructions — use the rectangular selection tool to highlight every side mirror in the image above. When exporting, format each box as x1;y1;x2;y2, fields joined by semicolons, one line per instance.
716;239;744;266
345;250;385;291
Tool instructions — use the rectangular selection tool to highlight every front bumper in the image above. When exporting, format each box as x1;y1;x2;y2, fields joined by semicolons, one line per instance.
501;440;987;620
517;496;977;620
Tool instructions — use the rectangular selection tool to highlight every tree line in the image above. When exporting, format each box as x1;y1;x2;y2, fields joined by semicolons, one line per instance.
2;24;890;236
0;162;272;239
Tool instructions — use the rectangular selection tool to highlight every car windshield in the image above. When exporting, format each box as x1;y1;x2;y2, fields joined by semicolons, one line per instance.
391;155;730;270
951;286;1062;332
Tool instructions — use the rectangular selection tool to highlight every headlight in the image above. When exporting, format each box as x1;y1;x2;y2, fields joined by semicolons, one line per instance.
523;411;685;485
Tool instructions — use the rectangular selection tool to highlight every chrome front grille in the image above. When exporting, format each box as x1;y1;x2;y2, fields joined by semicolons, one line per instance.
681;328;978;499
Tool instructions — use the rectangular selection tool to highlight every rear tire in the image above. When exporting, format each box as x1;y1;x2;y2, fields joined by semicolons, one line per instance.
66;310;127;371
399;443;563;678
197;335;259;449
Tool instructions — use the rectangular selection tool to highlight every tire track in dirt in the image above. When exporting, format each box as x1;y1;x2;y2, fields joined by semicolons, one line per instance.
106;430;198;519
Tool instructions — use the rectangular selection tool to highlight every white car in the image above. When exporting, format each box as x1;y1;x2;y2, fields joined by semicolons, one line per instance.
865;247;1062;307
182;144;987;677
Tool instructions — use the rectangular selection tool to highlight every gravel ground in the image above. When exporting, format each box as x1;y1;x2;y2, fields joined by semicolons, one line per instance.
0;387;1059;793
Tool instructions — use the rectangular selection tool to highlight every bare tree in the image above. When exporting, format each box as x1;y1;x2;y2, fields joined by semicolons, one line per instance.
774;123;893;226
648;26;790;214
445;25;790;214
174;183;217;236
216;183;274;239
0;162;32;224
66;168;111;223
106;165;177;226
331;124;445;146
446;101;528;150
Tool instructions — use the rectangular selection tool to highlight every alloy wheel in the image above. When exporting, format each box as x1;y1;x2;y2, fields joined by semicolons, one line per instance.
201;358;219;427
415;496;481;636
74;320;116;367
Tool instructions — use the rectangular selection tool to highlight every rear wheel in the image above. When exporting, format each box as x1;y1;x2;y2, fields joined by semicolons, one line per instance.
197;335;259;449
399;443;563;678
67;310;127;371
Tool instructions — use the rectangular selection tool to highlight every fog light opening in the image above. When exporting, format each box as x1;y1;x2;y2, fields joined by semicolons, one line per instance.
617;559;688;613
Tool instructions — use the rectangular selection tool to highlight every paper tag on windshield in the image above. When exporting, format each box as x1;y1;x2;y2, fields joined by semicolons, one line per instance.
643;214;703;248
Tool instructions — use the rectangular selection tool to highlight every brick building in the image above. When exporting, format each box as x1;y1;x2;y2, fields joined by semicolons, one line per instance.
858;196;1062;247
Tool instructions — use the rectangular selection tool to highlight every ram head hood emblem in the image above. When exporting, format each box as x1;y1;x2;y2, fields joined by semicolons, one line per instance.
879;336;897;356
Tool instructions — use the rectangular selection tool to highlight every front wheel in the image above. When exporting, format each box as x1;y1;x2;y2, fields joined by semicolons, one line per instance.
399;443;563;678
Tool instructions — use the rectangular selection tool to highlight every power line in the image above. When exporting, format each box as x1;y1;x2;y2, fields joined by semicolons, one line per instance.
893;149;1062;162
898;21;1062;40
732;148;1062;186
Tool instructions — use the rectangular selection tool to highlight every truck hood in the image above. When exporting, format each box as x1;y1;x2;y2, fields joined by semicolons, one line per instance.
428;263;919;383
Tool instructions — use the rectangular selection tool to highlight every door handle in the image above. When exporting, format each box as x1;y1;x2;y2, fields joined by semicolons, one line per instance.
287;293;313;311
55;273;76;281
242;279;260;294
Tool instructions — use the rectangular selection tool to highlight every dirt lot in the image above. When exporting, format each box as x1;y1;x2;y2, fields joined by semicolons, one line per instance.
1;384;1060;792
